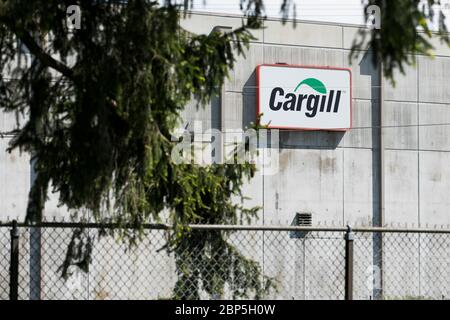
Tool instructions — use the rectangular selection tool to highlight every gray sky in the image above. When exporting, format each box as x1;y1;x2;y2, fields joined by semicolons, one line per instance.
188;0;450;29
190;0;365;25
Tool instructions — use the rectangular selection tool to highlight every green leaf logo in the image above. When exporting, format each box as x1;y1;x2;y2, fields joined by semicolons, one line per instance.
294;78;327;94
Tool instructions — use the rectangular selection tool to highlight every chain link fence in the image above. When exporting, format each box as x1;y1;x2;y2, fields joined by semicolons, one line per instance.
0;226;10;298
0;223;449;300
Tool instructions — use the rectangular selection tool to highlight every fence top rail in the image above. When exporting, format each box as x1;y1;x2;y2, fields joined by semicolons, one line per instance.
0;221;450;234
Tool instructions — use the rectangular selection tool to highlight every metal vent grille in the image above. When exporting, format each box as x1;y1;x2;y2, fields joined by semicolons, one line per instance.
289;213;312;239
295;212;312;227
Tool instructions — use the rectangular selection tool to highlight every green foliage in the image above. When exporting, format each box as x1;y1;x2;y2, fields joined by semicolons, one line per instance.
59;228;93;279
0;0;266;298
173;229;275;299
1;0;449;299
352;0;450;83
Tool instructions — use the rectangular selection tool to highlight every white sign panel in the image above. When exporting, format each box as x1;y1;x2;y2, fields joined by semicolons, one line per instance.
257;64;352;131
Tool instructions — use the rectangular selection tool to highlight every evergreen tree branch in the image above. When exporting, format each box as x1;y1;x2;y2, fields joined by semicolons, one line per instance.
0;13;74;80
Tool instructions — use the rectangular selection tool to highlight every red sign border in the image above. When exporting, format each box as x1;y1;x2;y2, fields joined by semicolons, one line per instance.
256;64;353;131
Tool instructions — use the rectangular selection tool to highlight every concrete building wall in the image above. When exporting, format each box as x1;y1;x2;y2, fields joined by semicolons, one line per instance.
180;12;450;229
0;103;30;222
1;12;450;299
178;13;450;299
3;13;448;228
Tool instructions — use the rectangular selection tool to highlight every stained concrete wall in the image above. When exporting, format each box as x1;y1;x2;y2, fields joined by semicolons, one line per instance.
179;12;450;299
179;12;450;229
1;12;450;299
0;106;29;221
4;14;448;227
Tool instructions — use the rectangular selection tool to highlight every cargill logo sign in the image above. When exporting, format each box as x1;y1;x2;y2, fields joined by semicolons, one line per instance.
257;64;352;131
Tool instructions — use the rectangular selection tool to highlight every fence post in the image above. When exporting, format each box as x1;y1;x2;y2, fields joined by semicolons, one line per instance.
9;220;19;300
345;225;354;300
